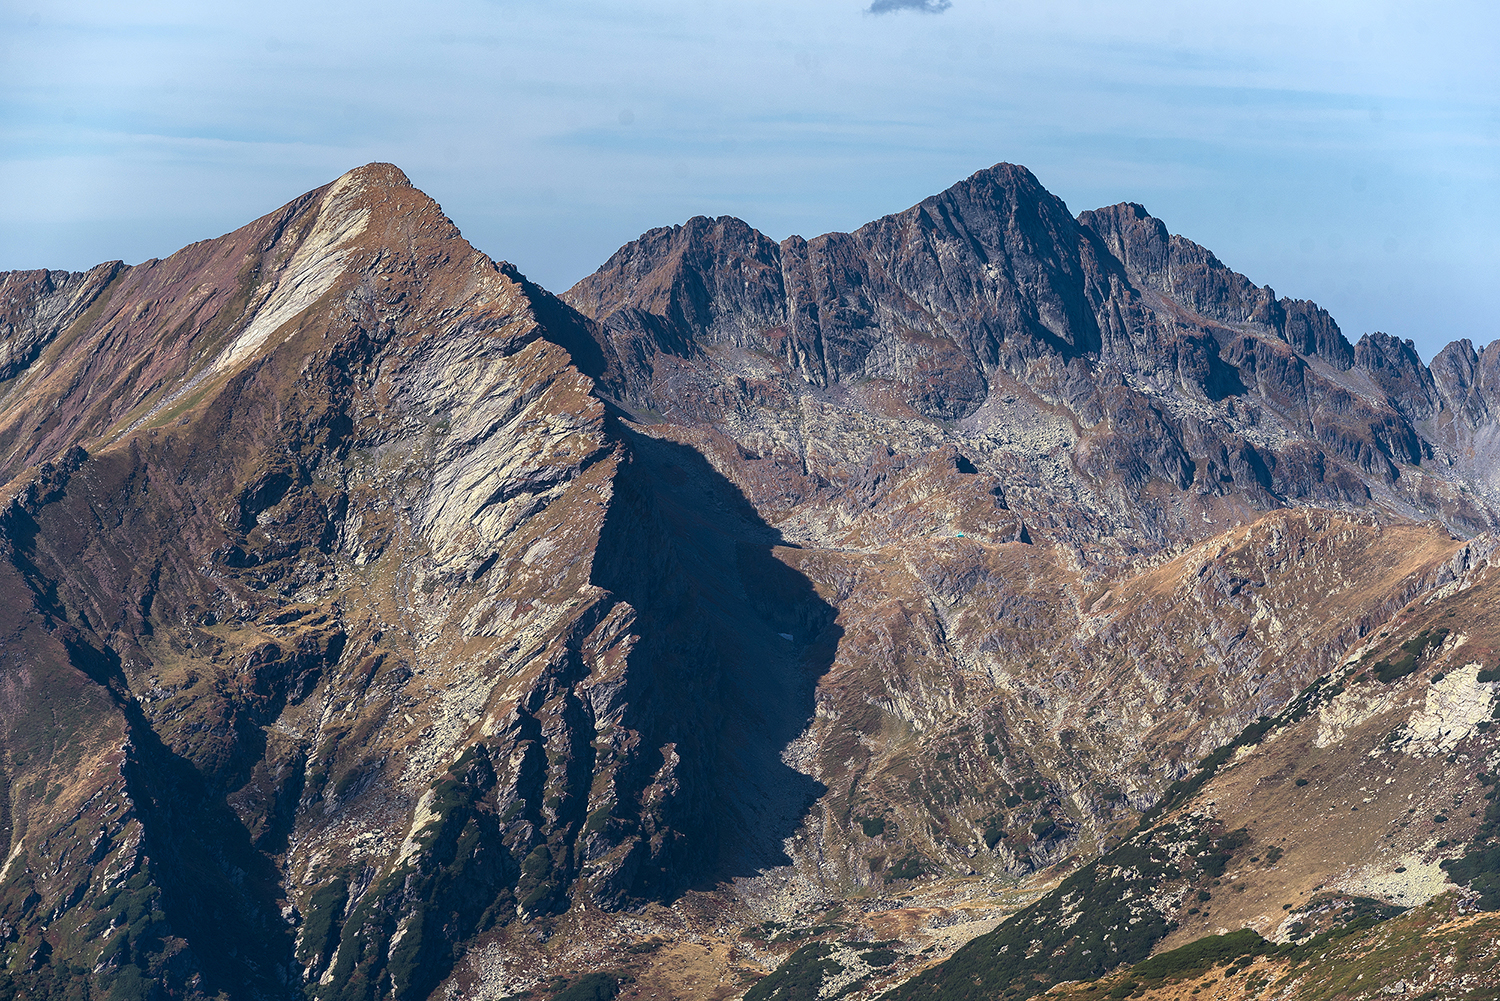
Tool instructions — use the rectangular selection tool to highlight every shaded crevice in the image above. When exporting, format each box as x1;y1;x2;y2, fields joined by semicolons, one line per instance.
586;424;839;903
57;629;301;1000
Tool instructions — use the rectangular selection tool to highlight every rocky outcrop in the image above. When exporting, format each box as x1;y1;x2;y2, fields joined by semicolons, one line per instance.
0;264;124;383
1355;331;1440;419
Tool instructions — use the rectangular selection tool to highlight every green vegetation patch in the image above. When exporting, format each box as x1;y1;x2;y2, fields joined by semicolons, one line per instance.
744;944;843;1001
886;855;927;881
297;877;350;970
1374;629;1449;684
1442;764;1500;908
1443;844;1500;910
553;972;620;1001
882;828;1190;1001
1131;929;1270;983
1194;827;1248;878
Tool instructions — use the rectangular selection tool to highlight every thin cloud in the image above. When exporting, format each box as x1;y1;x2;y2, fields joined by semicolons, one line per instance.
3;0;1495;359
868;0;951;13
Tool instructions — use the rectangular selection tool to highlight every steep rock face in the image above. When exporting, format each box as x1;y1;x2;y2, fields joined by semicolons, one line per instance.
568;164;1120;421
1429;338;1497;428
1416;338;1500;506
1078;201;1354;368
0;265;126;385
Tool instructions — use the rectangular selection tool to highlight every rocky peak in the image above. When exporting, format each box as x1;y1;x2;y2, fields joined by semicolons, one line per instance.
1355;330;1440;419
1277;296;1354;368
565;214;784;342
1078;200;1272;325
0;162;501;485
1077;201;1355;370
1429;337;1500;429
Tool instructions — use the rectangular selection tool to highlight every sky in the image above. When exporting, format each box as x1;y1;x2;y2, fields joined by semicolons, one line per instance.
2;0;1496;361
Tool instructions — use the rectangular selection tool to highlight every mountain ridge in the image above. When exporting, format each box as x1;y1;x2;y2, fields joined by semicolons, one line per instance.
0;161;1497;1000
562;162;1500;566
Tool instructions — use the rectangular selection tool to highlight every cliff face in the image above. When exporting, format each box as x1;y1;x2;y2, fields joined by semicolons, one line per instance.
0;161;1497;1000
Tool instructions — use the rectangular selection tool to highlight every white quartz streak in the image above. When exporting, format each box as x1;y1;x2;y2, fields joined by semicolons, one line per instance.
214;169;370;374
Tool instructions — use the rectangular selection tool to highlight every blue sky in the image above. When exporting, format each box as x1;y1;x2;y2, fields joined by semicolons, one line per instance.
2;0;1496;360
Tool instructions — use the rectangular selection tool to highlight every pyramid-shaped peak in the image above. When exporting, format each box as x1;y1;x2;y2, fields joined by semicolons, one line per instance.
334;162;414;192
880;160;1077;237
944;161;1059;204
969;161;1043;184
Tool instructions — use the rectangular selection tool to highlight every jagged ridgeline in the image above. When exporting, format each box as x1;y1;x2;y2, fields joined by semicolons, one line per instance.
0;160;1498;1000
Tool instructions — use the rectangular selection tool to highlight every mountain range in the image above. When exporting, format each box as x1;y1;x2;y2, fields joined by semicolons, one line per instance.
0;160;1497;1001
